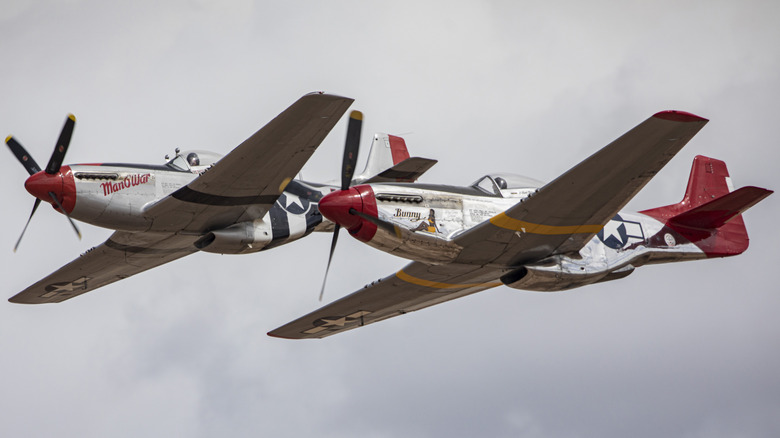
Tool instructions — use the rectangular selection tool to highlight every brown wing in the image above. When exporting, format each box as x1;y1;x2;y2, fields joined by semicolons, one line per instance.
10;93;354;304
268;261;503;339
269;111;710;338
454;111;708;266
145;93;353;232
9;231;199;304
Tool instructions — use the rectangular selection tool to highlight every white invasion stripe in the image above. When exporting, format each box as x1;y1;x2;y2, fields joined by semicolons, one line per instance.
287;212;308;240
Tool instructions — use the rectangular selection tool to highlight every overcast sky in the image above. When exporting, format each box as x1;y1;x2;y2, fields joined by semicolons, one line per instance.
1;1;779;437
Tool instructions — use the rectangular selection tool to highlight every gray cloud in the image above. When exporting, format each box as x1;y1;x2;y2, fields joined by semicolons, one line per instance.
1;1;779;437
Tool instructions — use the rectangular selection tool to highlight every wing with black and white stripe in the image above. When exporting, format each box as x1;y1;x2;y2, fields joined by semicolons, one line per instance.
145;93;353;232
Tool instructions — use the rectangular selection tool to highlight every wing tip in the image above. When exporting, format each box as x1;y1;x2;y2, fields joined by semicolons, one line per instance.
653;110;708;123
303;91;354;103
267;330;304;340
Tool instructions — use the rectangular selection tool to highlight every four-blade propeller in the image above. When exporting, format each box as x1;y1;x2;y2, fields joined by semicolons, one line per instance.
7;111;362;298
319;110;363;301
6;114;81;251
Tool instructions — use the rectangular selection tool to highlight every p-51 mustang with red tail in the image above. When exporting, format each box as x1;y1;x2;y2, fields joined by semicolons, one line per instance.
6;93;435;304
270;110;772;339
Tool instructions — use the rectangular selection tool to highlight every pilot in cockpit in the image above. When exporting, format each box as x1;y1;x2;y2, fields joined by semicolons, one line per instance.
187;152;200;167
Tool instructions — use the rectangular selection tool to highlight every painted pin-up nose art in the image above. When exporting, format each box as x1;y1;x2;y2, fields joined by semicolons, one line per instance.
271;111;773;340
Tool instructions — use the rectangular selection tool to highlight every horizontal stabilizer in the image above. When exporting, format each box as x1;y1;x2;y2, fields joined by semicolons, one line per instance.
670;186;773;229
641;156;773;257
362;157;438;183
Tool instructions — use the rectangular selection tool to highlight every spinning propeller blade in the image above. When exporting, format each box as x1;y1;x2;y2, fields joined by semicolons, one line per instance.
7;114;81;251
320;110;363;300
14;198;41;252
319;224;340;301
341;111;362;190
48;191;82;240
6;136;42;176
45;114;75;174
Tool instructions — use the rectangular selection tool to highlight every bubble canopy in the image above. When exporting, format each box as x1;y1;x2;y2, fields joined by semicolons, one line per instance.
471;173;543;195
166;150;222;171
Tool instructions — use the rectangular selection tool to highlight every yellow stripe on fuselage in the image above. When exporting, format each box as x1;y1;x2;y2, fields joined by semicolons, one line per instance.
489;213;603;235
395;269;502;290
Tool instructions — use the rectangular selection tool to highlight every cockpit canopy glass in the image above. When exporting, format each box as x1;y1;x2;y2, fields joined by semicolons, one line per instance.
165;150;222;171
471;173;543;195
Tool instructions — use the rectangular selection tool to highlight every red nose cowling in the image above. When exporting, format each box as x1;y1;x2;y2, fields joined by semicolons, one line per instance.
319;187;363;230
318;185;378;242
24;166;76;214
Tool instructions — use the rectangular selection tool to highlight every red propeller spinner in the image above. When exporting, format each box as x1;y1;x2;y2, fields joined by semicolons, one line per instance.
6;114;81;251
24;167;75;213
318;185;378;242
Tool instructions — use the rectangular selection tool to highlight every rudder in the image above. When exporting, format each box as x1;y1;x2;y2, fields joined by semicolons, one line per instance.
352;134;437;184
355;134;410;181
682;155;733;209
641;156;772;257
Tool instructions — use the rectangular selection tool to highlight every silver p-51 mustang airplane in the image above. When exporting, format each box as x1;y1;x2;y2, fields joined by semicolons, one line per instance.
6;93;435;304
270;110;772;339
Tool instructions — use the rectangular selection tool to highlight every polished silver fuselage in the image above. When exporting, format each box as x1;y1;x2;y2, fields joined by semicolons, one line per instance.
61;160;332;255
346;176;708;292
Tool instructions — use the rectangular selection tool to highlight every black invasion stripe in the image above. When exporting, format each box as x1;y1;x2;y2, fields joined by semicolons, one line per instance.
172;187;280;206
269;203;290;241
105;239;192;255
305;206;323;230
285;180;324;202
262;205;291;250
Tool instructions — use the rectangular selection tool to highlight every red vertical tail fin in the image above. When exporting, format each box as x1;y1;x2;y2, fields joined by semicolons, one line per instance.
641;156;772;257
681;155;734;208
